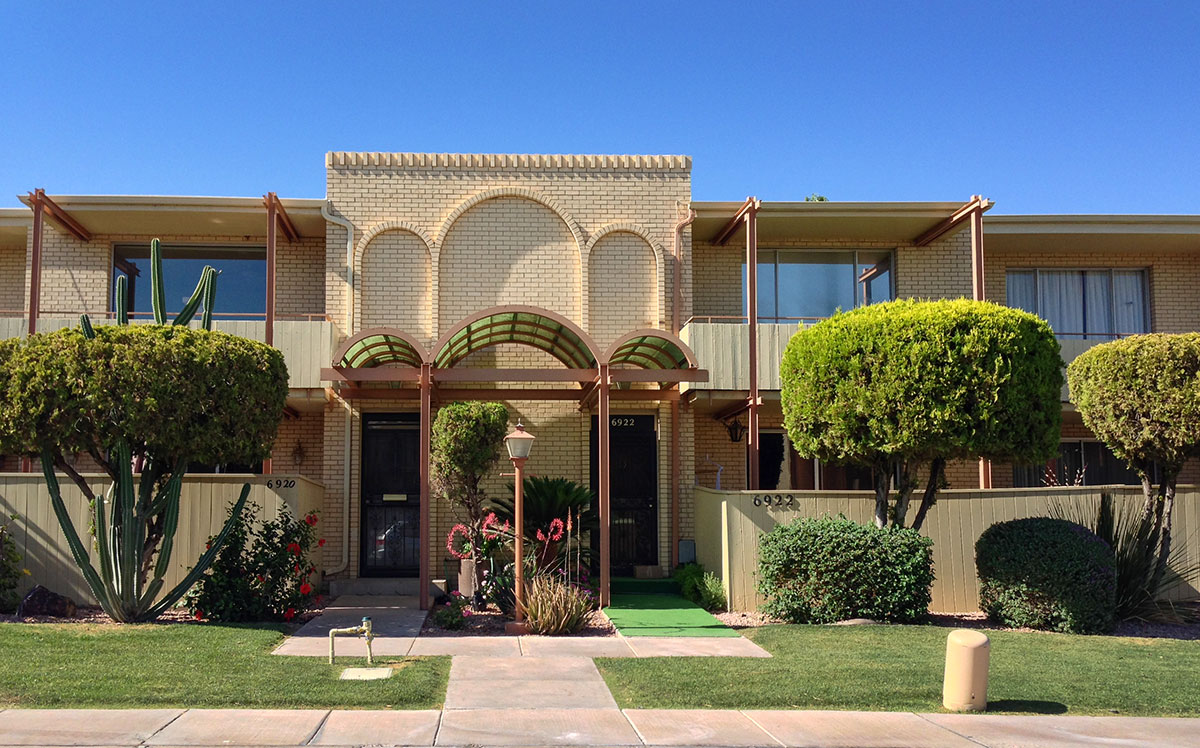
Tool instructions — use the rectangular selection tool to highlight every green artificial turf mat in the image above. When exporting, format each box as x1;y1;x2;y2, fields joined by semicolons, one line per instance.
604;593;739;637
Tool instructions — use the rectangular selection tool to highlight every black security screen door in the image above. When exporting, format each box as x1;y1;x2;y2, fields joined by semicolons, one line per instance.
360;413;421;577
591;414;658;574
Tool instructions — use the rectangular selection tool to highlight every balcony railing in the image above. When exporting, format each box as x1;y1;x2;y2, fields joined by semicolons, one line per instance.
0;313;334;389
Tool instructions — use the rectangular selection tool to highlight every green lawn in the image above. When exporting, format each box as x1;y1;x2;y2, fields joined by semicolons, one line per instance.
597;624;1200;716
0;623;449;709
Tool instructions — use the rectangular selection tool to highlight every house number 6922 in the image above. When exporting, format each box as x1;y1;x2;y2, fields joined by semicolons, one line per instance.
610;418;637;427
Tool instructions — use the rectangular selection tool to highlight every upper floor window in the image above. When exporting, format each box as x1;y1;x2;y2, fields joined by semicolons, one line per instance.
1006;268;1149;339
112;243;267;320
1013;440;1146;488
744;249;893;322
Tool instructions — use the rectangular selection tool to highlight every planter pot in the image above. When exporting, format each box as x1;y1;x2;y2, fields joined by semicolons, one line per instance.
457;556;489;608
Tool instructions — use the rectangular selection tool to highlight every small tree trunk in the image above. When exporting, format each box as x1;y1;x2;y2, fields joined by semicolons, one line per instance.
911;457;945;532
872;467;890;529
1139;472;1156;524
1151;473;1178;592
891;462;918;528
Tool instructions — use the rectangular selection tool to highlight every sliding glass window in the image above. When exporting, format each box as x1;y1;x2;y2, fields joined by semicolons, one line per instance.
112;243;267;321
1006;268;1149;339
744;249;894;322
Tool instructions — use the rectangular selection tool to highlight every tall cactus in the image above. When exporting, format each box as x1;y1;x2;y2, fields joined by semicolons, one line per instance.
54;239;248;622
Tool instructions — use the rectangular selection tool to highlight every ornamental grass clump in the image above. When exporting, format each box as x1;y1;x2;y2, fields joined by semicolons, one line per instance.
523;574;595;635
976;517;1116;634
757;515;934;624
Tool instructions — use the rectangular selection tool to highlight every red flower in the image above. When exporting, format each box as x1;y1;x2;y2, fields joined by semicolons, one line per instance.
287;542;301;555
294;564;301;574
305;513;318;526
300;582;312;596
256;575;265;583
205;542;211;550
194;609;204;621
446;524;473;560
283;607;296;621
318;538;326;547
548;518;565;541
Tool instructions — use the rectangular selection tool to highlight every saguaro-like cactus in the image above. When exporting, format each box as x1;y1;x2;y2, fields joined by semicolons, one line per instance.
37;239;257;621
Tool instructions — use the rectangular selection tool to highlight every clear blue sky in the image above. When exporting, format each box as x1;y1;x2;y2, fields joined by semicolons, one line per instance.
2;2;1197;214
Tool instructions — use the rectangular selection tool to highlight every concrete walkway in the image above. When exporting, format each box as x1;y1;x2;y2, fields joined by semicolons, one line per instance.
2;707;1199;746
272;595;771;658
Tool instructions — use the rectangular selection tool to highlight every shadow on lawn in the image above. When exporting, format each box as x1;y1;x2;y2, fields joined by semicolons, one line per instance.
986;699;1068;714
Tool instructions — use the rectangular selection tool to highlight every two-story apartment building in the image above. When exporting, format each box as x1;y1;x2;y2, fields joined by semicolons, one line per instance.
3;152;1198;606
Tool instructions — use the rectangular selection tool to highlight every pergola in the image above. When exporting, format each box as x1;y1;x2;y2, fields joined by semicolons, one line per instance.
320;305;708;609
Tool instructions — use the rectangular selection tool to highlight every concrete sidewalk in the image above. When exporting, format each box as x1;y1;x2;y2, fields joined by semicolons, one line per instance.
2;708;1198;747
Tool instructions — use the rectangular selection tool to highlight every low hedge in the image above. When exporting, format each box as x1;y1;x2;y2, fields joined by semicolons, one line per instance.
757;515;934;623
976;517;1117;634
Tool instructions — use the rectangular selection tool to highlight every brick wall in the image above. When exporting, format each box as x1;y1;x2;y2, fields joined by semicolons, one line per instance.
358;230;432;340
0;247;26;314
272;412;326;480
588;231;660;349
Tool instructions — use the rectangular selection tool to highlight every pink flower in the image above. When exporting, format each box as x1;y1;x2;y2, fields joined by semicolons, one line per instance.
446;524;473;560
462;609;471;618
548;518;565;541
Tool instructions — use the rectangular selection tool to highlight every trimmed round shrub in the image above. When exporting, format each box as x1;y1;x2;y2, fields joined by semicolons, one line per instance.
976;517;1116;634
757;515;934;623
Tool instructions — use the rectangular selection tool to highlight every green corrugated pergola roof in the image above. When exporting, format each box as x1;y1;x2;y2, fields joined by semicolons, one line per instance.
607;334;693;369
336;332;425;369
434;310;597;369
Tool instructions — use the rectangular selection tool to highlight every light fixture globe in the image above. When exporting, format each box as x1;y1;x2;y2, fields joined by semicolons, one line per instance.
504;421;536;460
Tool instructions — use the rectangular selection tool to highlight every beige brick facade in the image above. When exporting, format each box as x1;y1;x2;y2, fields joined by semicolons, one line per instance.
6;153;1200;594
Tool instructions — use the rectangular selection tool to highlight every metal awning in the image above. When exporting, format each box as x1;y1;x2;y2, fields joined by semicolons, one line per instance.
432;306;598;369
332;328;427;369
605;329;697;370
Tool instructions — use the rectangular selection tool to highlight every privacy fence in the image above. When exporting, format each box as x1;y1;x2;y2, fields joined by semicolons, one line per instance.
1;474;324;606
694;485;1200;613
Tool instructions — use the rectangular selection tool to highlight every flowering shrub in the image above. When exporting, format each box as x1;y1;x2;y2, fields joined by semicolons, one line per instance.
186;502;322;622
431;591;472;629
0;513;27;614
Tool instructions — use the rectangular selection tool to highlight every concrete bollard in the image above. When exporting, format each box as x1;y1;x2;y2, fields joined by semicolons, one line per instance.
942;629;989;711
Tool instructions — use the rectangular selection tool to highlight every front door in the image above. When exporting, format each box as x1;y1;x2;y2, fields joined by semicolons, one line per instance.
591;414;658;574
360;413;420;577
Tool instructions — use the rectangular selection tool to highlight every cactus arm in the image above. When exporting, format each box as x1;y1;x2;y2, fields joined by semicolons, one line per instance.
173;267;212;327
79;314;96;339
149;463;185;580
112;440;140;608
94;483;113;591
115;274;129;325
39;452;114;616
150;239;166;324
200;267;217;330
145;482;251;619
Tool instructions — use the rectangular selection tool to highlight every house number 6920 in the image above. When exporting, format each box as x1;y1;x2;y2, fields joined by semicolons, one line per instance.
266;479;296;489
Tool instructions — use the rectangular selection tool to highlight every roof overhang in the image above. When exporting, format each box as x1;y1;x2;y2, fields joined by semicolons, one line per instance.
12;194;326;239
0;208;29;251
985;214;1200;253
691;200;970;244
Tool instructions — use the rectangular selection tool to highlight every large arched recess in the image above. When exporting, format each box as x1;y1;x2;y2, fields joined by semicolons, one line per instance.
436;193;583;335
354;222;434;340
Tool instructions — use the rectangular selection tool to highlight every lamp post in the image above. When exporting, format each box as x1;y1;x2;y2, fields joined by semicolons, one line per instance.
503;421;535;635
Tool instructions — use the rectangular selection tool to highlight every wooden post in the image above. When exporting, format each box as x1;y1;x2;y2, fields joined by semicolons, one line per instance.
27;190;43;338
746;202;761;490
598;363;611;607
265;194;277;347
972;203;993;489
419;363;432;610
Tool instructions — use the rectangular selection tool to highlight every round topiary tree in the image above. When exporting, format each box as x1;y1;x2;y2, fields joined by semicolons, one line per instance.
976;517;1117;634
781;298;1062;529
0;241;288;622
757;514;934;623
1067;333;1200;593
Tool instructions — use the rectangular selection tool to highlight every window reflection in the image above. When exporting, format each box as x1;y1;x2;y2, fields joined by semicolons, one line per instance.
744;249;894;322
112;243;267;320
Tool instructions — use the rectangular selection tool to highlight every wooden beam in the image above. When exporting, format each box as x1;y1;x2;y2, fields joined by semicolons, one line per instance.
322;367;423;382
713;196;760;246
609;368;708;383
264;192;300;242
433;367;597;383
913;196;992;247
29;190;91;241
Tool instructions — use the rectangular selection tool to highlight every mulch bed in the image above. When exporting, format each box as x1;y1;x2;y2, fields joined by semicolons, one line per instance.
420;604;616;637
0;598;327;627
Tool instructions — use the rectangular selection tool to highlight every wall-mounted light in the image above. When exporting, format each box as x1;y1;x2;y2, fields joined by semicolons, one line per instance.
724;417;746;443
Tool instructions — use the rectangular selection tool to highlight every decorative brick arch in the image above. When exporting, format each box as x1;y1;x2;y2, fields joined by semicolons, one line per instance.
353;220;436;335
585;223;667;330
435;187;586;328
433;187;585;253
